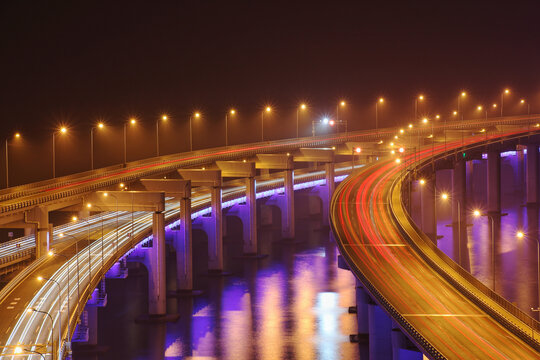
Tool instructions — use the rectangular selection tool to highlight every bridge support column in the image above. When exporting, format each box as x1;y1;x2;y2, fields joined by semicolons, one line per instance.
487;151;501;213
391;328;423;360
193;186;223;271
148;211;166;316
420;175;436;242
452;160;466;224
368;303;393;360
516;145;526;193
175;193;192;290
355;282;370;335
26;206;50;258
466;160;474;195
322;162;335;226
526;144;539;204
282;169;295;239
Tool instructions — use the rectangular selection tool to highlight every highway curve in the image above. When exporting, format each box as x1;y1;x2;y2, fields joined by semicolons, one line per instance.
330;130;540;359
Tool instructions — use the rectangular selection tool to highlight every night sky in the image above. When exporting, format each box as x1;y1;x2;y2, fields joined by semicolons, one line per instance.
1;0;539;185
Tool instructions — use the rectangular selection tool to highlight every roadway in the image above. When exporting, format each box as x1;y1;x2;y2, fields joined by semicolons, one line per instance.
331;129;540;358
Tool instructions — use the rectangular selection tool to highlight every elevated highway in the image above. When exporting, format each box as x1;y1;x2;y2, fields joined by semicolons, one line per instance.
331;124;540;358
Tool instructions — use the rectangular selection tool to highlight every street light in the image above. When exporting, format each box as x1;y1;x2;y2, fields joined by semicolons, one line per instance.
52;127;67;179
261;106;271;141
190;112;201;151
336;101;346;133
123;118;136;164
225;109;236;146
457;91;467;120
375;98;384;132
37;276;62;358
26;308;55;359
90;122;105;170
296;104;307;138
156;115;168;157
441;193;463;265
103;192;120;255
5;132;21;188
414;95;424;121
520;99;531;115
47;251;71;350
501;88;510;116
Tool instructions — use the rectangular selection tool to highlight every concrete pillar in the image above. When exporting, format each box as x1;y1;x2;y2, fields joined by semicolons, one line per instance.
452;160;466;223
86;305;98;345
420;175;436;242
27;206;50;258
487;151;501;213
282;169;295;238
391;329;423;360
322;162;335;226
244;176;257;254
175;193;192;290
466;160;474;195
526;144;538;204
517;146;526;193
209;186;223;270
355;283;370;334
368;303;393;360
148;212;166;315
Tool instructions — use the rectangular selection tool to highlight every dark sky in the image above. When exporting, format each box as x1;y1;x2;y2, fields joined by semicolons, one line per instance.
1;0;540;185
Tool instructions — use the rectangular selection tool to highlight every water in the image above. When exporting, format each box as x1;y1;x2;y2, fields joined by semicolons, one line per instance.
75;193;360;359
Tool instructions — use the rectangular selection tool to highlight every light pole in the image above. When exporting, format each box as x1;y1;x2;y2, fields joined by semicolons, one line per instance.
5;132;20;188
59;232;81;302
103;192;119;255
26;308;55;360
189;112;200;152
441;193;463;265
47;251;72;350
520;99;531;115
52;127;67;179
457;91;466;120
261;106;271;141
336;100;346;133
90;122;104;170
375;98;384;132
14;346;46;360
296;104;306;138
501;88;510;116
123;118;136;164
37;276;62;359
414;95;424;122
225;109;235;146
86;203;105;271
156;115;167;157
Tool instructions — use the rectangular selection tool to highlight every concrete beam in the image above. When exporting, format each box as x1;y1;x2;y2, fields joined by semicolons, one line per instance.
177;169;221;187
293;148;335;163
216;161;256;178
140;179;191;197
86;191;165;212
255;154;293;170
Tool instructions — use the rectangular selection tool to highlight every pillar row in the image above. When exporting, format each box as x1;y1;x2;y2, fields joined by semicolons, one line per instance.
487;151;501;213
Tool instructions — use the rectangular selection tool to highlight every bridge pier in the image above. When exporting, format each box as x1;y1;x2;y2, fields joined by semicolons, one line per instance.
452;160;466;224
391;328;423;360
526;144;539;204
420;175;436;242
368;303;393;360
487;151;501;213
25;206;50;258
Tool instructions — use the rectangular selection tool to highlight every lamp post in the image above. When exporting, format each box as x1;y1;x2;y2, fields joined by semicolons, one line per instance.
520;99;531;115
261;106;271;141
37;276;62;359
26;308;55;360
103;192;119;255
457;91;466;120
501;88;510;116
14;346;46;360
296;104;306;138
86;203;105;271
189;112;200;152
52;127;67;179
336;101;346;133
5;132;20;188
225;109;235;146
414;95;424;122
156;115;167;157
441;193;463;265
375;98;384;132
123;118;136;164
59;232;81;303
47;251;72;349
90;122;104;170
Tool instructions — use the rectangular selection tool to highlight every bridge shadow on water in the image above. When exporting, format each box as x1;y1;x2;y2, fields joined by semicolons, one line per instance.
75;192;362;360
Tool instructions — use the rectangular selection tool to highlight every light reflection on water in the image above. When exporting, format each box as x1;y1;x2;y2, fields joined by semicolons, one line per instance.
88;215;359;360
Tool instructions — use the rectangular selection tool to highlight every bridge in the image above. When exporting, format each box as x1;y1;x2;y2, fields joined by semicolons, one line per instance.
0;116;539;359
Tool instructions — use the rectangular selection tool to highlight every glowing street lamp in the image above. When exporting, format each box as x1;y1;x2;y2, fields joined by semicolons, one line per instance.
520;99;531;115
261;106;271;141
414;94;424;121
90;122;105;170
189;112;201;151
26;308;54;359
296;103;307;138
123;118;136;164
375;97;384;131
52;126;68;178
457;91;467;120
5;132;21;188
225;109;236;146
37;276;62;358
336;101;346;133
156;115;168;157
501;88;510;116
